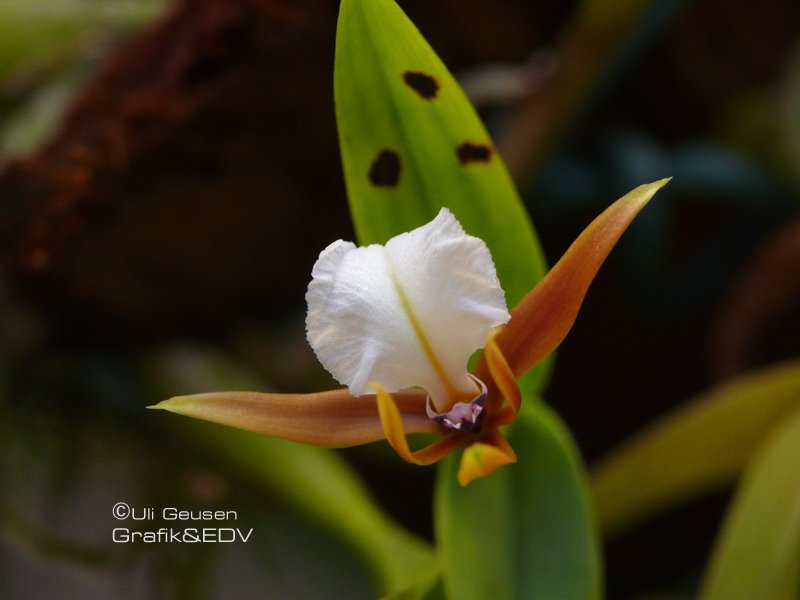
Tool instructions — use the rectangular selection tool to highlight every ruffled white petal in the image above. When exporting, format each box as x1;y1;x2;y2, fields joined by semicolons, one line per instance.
305;208;510;409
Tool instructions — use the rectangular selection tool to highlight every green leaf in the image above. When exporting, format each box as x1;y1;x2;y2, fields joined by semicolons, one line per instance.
591;359;800;537
699;406;800;600
435;402;602;600
334;0;547;312
144;345;435;596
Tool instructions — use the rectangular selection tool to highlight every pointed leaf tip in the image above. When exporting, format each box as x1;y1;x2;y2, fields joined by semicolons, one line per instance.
148;396;193;413
612;177;671;216
635;177;671;202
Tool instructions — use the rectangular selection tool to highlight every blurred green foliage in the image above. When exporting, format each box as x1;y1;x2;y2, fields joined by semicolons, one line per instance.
0;0;164;154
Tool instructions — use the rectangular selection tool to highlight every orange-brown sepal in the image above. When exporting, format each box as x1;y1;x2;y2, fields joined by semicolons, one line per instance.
475;179;670;384
150;388;437;448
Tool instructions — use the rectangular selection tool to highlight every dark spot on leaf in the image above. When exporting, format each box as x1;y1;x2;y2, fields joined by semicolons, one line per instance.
368;150;401;187
456;142;493;165
403;71;439;99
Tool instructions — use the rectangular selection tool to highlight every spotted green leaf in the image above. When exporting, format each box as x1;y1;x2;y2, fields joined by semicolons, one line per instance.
334;0;546;312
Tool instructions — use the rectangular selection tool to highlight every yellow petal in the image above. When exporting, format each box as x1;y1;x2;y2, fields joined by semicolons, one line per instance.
483;335;521;415
150;388;438;448
373;382;465;465
457;432;517;486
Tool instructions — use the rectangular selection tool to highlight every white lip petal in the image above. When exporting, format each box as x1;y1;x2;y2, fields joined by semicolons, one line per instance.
305;208;510;409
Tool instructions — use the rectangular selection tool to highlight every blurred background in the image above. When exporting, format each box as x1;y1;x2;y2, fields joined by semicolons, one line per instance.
1;0;799;598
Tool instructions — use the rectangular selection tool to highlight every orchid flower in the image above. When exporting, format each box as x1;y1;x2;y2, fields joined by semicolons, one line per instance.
152;179;669;485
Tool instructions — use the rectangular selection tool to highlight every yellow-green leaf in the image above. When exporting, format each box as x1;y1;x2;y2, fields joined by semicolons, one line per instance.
591;359;800;537
699;406;800;600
